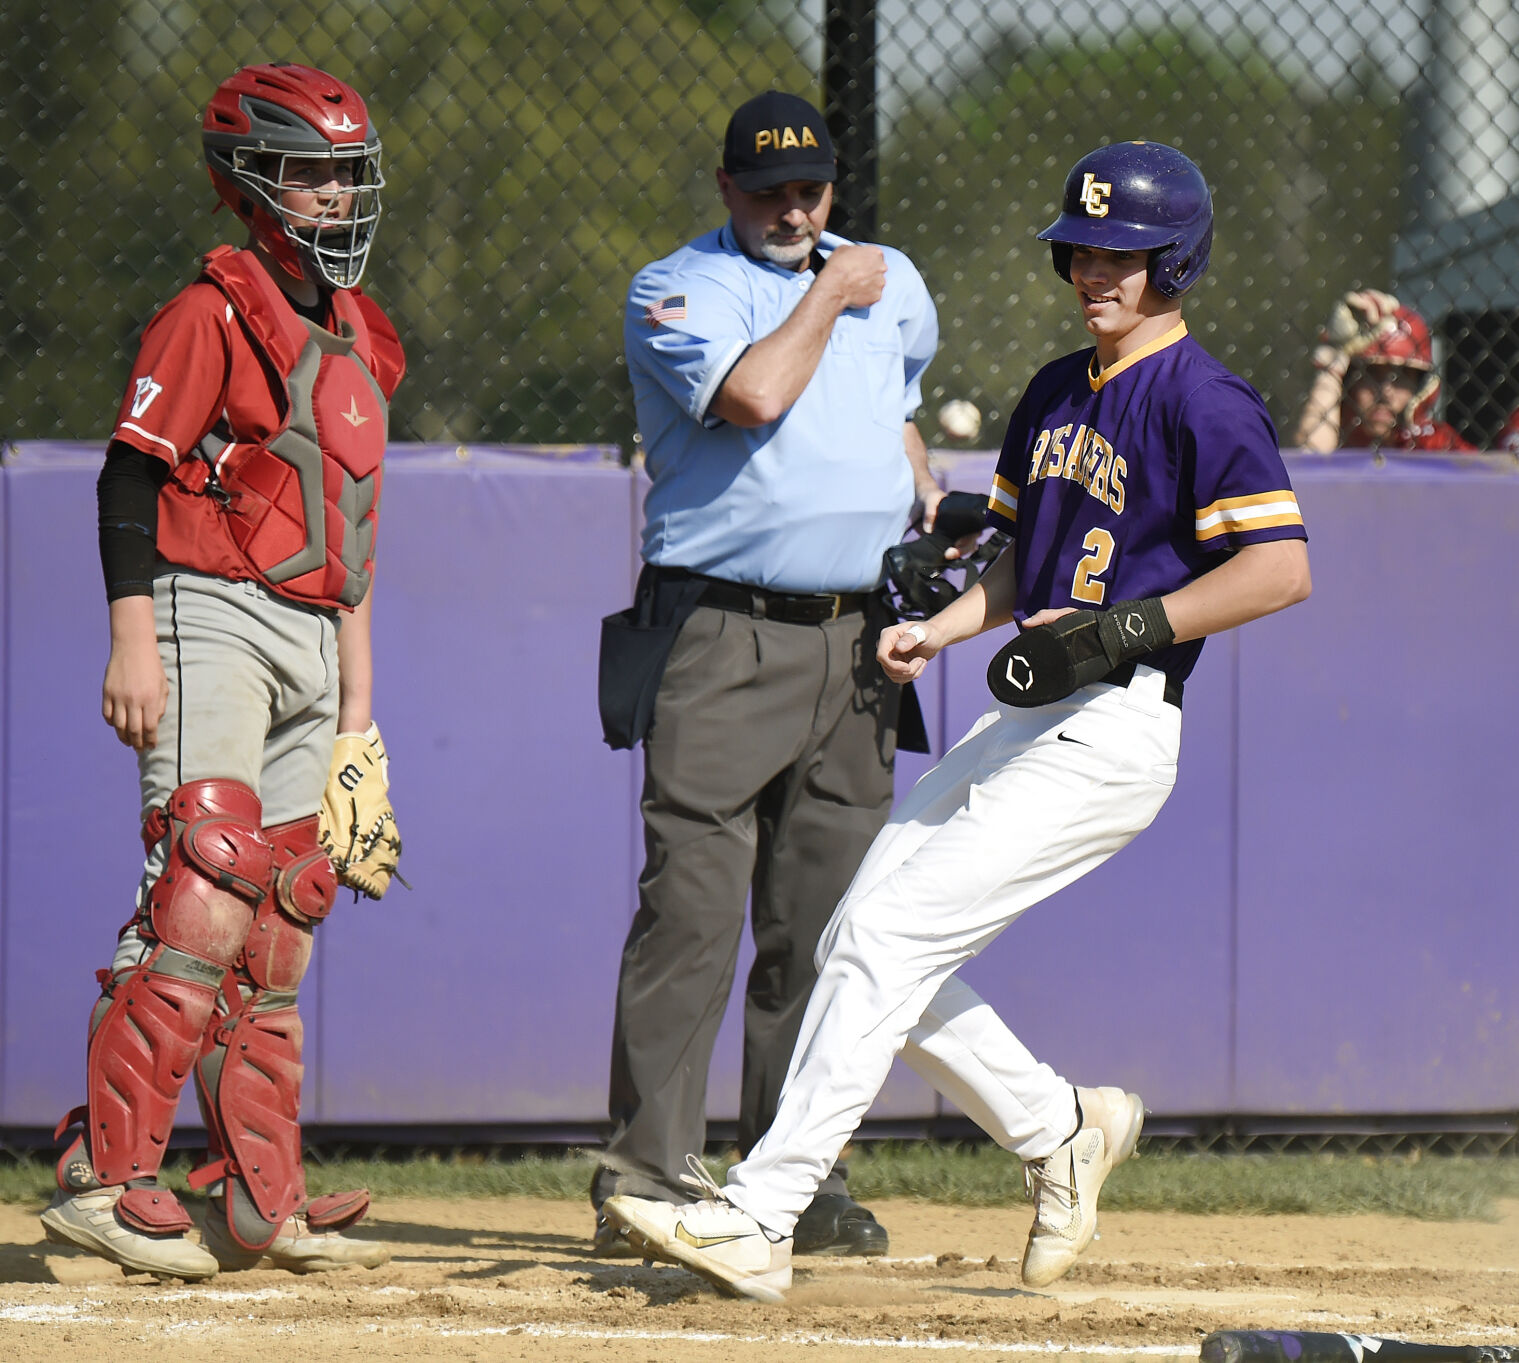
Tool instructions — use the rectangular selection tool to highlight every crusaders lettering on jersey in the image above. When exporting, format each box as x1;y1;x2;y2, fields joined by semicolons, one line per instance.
130;375;164;419
1026;422;1126;514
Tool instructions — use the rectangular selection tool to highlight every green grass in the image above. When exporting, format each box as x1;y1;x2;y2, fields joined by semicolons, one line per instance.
5;1144;1517;1220
844;1143;1519;1221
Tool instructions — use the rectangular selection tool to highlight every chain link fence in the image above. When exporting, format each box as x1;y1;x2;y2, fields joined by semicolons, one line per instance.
3;0;1518;452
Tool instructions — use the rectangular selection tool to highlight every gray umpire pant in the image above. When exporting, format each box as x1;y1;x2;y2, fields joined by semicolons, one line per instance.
593;600;899;1208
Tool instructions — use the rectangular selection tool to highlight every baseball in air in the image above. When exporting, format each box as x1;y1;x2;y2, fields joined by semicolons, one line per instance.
938;399;982;442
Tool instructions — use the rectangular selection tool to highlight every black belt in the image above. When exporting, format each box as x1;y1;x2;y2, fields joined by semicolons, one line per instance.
1103;660;1184;709
655;567;870;625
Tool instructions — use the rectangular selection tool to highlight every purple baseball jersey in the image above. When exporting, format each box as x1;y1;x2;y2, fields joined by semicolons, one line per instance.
985;322;1307;683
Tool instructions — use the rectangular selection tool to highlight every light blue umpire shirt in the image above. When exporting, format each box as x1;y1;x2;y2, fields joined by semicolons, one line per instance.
624;225;939;594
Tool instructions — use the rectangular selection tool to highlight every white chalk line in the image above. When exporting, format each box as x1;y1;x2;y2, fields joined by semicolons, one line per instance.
424;1322;1194;1354
0;1296;1192;1353
0;1287;295;1325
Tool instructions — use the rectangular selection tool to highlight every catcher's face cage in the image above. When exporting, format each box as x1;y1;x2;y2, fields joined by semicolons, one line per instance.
219;146;384;289
884;531;1010;620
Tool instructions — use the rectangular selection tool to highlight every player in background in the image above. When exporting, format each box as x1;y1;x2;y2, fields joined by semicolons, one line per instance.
1293;290;1474;452
604;140;1312;1303
40;63;403;1280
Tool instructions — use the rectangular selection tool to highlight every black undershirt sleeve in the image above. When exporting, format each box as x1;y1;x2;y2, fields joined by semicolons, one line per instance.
96;288;329;601
97;441;169;601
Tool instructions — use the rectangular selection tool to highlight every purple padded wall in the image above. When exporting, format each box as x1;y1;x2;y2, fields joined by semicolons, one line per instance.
3;444;1516;1132
1233;454;1519;1112
312;448;638;1123
1;445;147;1127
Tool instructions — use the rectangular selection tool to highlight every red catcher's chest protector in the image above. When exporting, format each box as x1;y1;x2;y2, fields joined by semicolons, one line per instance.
162;246;393;609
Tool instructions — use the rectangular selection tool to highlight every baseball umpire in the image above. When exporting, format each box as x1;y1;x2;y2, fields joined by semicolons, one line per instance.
592;90;951;1258
40;62;403;1279
604;140;1312;1302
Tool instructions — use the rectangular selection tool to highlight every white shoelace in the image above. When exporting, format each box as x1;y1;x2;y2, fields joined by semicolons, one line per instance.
679;1152;727;1201
679;1152;789;1247
1024;1155;1078;1226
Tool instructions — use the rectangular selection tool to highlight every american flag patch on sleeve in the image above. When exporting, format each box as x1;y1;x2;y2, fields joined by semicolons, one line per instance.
645;295;687;327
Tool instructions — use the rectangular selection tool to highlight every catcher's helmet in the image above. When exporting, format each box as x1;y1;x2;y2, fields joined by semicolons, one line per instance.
203;63;383;289
1347;304;1440;428
1037;141;1213;298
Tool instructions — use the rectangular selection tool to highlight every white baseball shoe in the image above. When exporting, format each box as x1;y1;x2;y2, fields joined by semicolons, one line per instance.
601;1156;792;1303
202;1206;390;1273
1020;1085;1145;1288
40;1186;220;1281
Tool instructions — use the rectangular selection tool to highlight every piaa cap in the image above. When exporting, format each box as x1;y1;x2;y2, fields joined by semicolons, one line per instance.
723;91;836;191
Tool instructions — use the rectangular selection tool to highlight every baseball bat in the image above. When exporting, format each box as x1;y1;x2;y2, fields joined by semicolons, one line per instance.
1202;1332;1518;1363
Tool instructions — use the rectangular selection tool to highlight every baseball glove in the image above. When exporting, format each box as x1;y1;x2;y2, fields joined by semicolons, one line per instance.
318;721;403;899
1313;288;1402;378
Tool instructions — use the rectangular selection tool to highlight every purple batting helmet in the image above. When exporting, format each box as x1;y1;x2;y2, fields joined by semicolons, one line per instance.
1037;141;1213;298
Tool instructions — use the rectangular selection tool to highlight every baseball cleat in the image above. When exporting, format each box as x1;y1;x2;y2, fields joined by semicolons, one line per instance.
590;1211;641;1259
602;1192;792;1302
202;1205;390;1273
1020;1085;1144;1288
40;1186;220;1281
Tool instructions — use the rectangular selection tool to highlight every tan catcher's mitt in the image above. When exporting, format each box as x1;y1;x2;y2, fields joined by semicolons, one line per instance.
319;721;403;898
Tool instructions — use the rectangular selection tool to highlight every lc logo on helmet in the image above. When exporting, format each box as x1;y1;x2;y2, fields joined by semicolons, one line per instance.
1079;173;1112;217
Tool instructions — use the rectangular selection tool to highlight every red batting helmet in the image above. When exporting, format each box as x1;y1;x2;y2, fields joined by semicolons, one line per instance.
203;63;383;289
1347;304;1440;428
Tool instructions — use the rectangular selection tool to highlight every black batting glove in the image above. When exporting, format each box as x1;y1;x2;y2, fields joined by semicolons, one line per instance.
987;598;1174;708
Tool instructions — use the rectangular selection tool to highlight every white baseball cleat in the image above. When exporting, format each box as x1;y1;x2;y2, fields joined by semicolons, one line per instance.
40;1186;220;1281
202;1206;390;1273
602;1156;792;1303
1020;1085;1145;1288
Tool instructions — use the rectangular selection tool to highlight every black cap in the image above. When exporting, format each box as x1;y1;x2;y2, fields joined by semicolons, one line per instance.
722;92;836;191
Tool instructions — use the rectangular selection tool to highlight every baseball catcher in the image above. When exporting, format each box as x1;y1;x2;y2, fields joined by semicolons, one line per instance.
40;62;402;1281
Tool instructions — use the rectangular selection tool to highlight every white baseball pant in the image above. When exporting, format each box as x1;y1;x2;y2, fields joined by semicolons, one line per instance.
725;664;1181;1234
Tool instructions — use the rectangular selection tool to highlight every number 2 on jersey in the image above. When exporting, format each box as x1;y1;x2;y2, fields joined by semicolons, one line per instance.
1071;528;1115;604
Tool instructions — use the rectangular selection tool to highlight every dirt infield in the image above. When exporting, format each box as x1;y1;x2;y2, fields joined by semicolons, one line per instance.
2;1196;1515;1362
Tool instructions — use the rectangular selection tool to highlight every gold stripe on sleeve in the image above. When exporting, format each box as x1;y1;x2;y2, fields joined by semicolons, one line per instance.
989;474;1019;522
1194;489;1304;541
